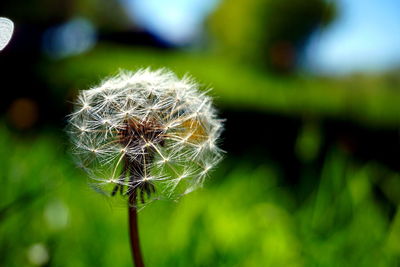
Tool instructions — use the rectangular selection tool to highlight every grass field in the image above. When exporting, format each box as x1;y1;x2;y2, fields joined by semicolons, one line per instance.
1;125;399;266
1;41;398;266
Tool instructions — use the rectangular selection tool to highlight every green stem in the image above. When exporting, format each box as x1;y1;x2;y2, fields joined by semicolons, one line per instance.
128;192;145;267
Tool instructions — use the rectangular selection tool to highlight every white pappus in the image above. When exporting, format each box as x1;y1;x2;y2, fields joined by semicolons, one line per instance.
68;68;224;207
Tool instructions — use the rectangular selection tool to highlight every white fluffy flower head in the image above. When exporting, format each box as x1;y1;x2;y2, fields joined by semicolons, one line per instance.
68;68;223;207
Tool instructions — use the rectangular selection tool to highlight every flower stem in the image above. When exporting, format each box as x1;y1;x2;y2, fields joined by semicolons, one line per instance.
128;192;145;267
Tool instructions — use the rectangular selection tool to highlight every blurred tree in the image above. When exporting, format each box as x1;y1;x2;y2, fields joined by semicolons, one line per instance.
208;0;336;73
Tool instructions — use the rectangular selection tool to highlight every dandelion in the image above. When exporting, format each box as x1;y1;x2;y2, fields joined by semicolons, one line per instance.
68;68;223;266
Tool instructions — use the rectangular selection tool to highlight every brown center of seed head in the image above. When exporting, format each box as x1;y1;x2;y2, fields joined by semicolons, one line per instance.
113;118;162;201
118;118;165;149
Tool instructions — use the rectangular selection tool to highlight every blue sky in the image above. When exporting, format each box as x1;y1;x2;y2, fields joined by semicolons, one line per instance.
306;0;400;74
121;0;400;75
121;0;218;44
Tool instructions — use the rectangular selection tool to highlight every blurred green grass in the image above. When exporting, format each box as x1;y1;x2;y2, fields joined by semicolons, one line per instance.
42;44;400;127
1;126;399;266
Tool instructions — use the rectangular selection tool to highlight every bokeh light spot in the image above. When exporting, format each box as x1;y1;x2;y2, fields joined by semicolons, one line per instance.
7;98;39;129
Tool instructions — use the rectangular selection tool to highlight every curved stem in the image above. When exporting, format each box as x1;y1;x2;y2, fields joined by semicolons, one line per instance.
128;192;145;267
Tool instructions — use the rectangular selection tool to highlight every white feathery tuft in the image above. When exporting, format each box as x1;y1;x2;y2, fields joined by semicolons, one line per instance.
68;68;223;206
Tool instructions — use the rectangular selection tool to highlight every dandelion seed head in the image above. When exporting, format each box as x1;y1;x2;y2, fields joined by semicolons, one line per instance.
68;68;223;207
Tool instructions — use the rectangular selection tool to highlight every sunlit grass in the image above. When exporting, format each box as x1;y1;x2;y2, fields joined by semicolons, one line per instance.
1;126;399;266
